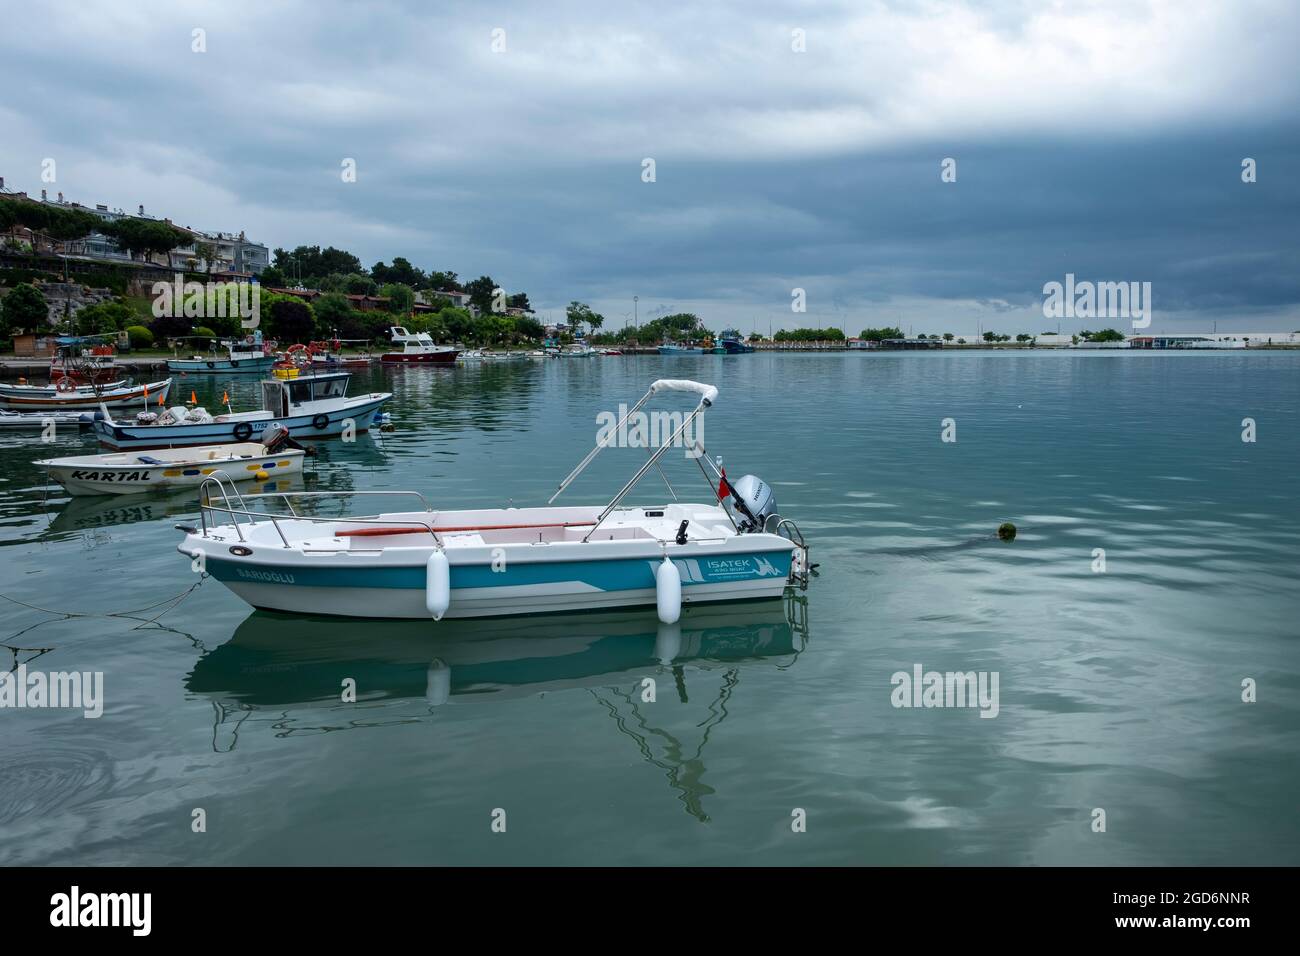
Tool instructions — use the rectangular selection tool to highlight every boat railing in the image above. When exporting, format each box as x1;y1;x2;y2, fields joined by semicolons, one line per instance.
765;514;811;589
197;476;437;548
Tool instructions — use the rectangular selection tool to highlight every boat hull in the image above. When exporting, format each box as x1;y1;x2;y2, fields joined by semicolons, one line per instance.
0;379;127;397
0;380;172;411
94;394;390;449
0;411;94;430
381;351;459;364
168;356;275;374
189;539;794;619
41;448;304;496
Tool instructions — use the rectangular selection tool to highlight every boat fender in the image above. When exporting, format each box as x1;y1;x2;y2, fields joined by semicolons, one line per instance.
426;551;450;621
233;421;254;441
205;361;215;369
312;413;329;430
656;556;681;625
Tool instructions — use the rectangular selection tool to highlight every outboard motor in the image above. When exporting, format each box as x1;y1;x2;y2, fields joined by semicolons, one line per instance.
261;422;292;451
260;422;311;455
729;474;777;532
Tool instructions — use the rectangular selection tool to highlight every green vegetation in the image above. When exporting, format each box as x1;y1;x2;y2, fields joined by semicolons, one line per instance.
73;301;134;336
1080;328;1126;342
125;325;154;349
566;301;605;335
776;327;845;341
0;282;49;337
859;326;903;341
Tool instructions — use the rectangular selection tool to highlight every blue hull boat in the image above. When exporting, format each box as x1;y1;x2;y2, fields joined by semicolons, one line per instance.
177;379;811;621
96;371;391;450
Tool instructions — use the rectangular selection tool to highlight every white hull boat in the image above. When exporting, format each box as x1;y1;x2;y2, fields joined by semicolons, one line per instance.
0;379;172;411
177;379;811;621
381;326;460;364
95;370;391;450
0;379;128;397
0;409;96;430
168;353;276;374
37;425;307;496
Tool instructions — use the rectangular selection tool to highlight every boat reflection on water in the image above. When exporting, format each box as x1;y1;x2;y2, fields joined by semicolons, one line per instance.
187;595;811;820
44;477;305;538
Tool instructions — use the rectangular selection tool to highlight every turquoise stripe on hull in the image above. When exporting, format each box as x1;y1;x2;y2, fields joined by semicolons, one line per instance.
206;550;792;593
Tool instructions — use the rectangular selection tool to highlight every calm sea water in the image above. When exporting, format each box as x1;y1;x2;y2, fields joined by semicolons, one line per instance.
1;351;1297;866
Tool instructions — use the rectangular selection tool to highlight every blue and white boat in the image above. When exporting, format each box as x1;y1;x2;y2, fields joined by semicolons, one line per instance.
177;379;811;621
658;341;705;355
95;370;391;450
168;335;275;375
718;329;755;353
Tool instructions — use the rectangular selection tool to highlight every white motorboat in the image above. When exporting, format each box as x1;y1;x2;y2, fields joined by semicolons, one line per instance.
0;379;172;411
0;409;96;430
176;379;811;621
94;370;391;450
37;425;307;496
168;347;275;374
381;327;460;364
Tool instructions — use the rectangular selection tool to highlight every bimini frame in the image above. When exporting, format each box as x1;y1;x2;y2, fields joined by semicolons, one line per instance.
547;379;724;542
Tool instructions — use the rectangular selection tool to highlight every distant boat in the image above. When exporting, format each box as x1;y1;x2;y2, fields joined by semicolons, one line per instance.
658;342;705;355
0;378;128;398
50;350;119;385
169;340;275;374
382;326;460;364
0;379;172;411
718;329;755;353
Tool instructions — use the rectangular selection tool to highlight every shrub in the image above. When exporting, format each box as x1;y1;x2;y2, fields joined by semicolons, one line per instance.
126;325;154;349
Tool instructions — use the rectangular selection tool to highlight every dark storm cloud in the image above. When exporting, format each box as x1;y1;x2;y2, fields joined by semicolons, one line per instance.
1;0;1297;332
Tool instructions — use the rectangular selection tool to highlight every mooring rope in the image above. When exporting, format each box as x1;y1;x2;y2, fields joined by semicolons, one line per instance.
0;575;207;629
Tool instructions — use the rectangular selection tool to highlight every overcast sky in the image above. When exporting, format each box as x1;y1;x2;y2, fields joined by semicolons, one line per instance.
2;0;1297;334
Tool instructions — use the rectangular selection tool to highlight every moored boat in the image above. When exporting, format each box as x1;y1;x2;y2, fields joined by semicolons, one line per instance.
381;326;460;364
0;378;172;411
168;335;275;374
176;379;811;621
36;424;307;496
0;409;96;430
658;342;705;355
94;370;391;450
718;329;755;353
0;378;129;398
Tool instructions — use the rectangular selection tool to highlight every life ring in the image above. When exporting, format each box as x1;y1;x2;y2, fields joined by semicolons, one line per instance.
205;361;215;369
312;413;329;430
233;421;254;441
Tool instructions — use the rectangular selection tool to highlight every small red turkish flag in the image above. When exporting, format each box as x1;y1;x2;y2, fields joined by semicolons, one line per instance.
717;466;731;501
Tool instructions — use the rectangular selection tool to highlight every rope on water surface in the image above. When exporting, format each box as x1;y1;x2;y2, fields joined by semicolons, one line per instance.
0;575;207;630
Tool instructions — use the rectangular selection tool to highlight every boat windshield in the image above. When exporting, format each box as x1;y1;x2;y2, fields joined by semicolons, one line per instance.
312;377;347;399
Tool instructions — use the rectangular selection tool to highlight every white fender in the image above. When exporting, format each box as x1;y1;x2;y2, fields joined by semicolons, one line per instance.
426;551;450;621
656;555;682;624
